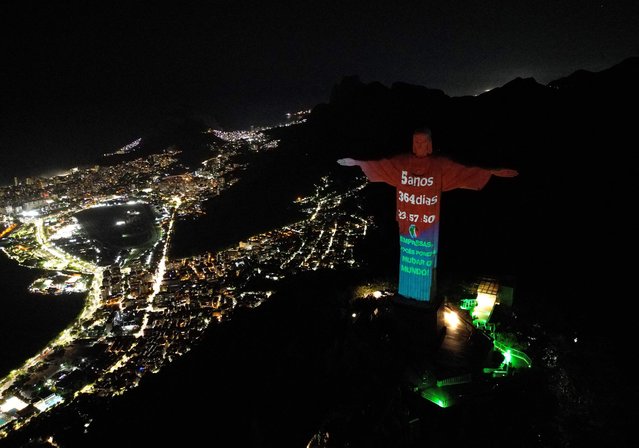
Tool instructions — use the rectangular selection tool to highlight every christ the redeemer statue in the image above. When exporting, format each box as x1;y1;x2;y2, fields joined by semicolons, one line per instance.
338;128;517;302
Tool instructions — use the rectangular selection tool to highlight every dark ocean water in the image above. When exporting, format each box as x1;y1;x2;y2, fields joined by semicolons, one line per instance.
1;106;162;188
0;148;122;190
0;254;85;379
0;202;161;378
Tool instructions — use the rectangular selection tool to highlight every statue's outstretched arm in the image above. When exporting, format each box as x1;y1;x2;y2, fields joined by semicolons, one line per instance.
491;168;518;178
337;157;400;186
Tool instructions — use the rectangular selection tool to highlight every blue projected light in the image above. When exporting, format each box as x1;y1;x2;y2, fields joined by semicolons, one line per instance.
340;129;517;303
398;224;438;301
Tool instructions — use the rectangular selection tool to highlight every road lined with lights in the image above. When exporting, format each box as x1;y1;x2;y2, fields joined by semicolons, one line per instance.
0;118;377;440
135;196;181;338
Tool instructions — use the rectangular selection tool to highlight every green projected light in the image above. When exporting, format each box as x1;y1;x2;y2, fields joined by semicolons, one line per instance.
420;387;453;408
493;340;531;369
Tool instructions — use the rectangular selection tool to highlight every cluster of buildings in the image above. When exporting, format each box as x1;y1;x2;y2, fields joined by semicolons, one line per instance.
0;119;371;439
1;151;176;217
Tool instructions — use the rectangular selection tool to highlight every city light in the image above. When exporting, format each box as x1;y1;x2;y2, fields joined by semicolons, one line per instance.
444;310;460;329
0;396;28;412
0;123;370;440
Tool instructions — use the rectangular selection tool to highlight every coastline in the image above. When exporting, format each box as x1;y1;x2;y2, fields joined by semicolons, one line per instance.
0;254;85;379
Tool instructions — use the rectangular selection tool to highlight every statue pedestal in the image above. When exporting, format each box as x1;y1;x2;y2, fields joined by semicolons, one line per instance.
390;294;445;363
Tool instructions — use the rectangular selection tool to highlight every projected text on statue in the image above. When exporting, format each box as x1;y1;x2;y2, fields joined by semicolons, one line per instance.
338;129;517;302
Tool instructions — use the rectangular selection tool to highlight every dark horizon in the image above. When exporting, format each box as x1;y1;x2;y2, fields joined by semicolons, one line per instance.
1;8;637;441
2;0;638;182
1;54;636;188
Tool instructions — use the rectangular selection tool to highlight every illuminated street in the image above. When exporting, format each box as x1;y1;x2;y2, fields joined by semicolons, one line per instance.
0;118;372;438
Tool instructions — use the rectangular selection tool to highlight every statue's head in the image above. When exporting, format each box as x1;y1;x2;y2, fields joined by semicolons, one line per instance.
412;128;432;157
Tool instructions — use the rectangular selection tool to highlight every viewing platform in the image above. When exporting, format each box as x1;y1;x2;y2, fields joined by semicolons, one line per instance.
412;277;532;408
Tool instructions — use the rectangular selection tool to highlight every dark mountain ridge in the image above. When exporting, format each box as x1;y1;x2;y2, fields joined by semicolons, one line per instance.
292;57;638;307
3;57;636;448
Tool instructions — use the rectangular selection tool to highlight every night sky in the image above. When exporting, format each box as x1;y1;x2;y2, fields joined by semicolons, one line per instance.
2;0;638;179
1;3;637;444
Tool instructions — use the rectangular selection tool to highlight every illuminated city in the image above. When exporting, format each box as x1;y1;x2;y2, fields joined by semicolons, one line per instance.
0;117;376;439
2;1;637;443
